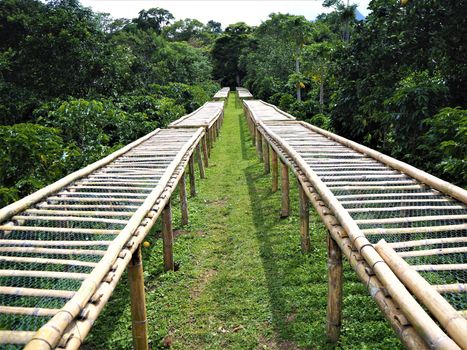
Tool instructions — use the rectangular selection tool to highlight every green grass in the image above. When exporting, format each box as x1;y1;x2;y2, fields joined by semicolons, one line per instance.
83;93;403;349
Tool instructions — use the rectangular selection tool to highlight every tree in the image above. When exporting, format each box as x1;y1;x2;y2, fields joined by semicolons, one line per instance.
133;7;174;33
207;20;222;34
211;22;253;86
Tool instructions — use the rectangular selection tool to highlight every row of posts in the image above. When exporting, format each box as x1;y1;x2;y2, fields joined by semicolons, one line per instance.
252;124;343;344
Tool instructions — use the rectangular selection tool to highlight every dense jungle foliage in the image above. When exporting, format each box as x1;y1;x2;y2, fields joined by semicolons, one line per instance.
1;0;465;206
211;0;466;187
0;0;220;205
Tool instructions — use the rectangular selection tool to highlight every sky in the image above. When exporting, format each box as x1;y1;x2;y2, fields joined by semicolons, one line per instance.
80;0;372;27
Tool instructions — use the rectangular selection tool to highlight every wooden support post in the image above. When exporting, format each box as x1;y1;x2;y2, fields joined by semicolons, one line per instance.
128;245;149;350
280;160;290;217
256;129;263;162
263;143;270;174
326;233;343;343
162;201;174;272
196;144;205;179
189;155;196;197
207;129;211;157
297;180;311;253
251;119;256;145
179;172;188;226
202;135;209;167
271;149;278;192
128;245;148;350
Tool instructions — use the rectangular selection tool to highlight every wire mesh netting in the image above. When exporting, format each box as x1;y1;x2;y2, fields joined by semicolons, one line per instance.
0;128;200;347
266;123;467;313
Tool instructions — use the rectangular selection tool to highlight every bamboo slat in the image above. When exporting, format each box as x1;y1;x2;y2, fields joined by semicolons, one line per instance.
0;331;35;344
0;286;74;299
0;305;59;317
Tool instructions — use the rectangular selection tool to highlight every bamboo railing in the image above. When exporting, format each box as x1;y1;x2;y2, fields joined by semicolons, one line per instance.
243;99;467;349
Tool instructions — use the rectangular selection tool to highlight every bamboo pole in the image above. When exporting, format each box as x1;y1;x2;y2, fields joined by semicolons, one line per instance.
362;224;467;235
162;201;174;272
0;305;59;317
196;144;206;179
271;149;278;193
256;129;263;162
0;226;119;235
297;180;311;253
263;143;270;174
0;270;87;280
398;247;467;258
375;240;467;349
280;160;290;218
128;245;149;350
179;172;189;226
189;155;196;197
355;215;467;225
348;206;464;213
0;286;74;299
0;240;110;247
433;284;467;294
0;331;35;344
326;233;343;343
0;255;98;268
389;237;467;249
413;264;467;272
202;135;209;167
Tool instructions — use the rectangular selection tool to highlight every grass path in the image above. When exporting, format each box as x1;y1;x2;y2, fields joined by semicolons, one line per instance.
84;93;402;349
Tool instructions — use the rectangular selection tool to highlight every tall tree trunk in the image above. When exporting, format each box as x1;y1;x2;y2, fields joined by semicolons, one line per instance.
295;47;301;101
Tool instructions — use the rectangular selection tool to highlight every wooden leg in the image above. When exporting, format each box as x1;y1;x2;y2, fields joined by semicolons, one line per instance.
326;233;343;343
202;135;209;167
280;160;289;217
162;201;174;271
196;144;205;179
256;129;263;162
298;179;311;253
272;149;278;192
251;118;256;145
128;245;149;350
207;130;211;157
189;155;196;197
263;143;270;174
179;172;188;226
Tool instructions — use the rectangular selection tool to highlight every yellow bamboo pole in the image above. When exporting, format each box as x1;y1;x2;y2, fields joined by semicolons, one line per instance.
188;155;196;197
179;172;189;226
297;180;311;253
271;149;278;192
162;201;174;272
263;143;270;174
280;160;290;218
196;144;206;179
326;233;343;343
128;245;149;350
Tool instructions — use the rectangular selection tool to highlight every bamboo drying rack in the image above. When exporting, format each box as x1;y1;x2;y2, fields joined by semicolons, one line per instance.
0;98;225;349
243;98;467;349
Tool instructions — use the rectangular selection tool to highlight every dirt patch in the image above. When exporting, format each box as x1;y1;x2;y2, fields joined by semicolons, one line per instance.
257;335;302;350
190;268;218;299
285;309;297;324
205;198;228;207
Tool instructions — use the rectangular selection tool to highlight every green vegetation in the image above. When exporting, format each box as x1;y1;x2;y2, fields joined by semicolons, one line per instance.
0;0;220;205
83;93;402;349
212;0;466;186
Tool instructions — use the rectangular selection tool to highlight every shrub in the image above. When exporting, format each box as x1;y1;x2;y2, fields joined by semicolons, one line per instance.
0;123;78;204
